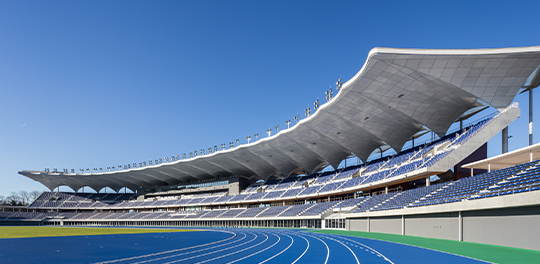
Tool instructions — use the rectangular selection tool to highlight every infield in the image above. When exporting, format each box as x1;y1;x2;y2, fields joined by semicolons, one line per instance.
0;226;194;239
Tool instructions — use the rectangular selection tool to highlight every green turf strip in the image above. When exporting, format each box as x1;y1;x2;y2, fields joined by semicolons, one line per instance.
310;230;540;264
0;226;194;239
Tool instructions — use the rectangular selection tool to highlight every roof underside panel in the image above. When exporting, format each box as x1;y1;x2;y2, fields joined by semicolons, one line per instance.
19;46;540;191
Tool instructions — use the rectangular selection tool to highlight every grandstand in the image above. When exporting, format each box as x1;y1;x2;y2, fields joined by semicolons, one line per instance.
5;46;540;251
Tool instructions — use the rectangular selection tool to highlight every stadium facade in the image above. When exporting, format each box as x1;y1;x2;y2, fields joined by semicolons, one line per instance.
5;46;540;251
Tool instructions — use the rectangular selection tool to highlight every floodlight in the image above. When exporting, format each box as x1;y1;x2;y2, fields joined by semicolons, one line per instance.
325;87;333;101
305;107;311;117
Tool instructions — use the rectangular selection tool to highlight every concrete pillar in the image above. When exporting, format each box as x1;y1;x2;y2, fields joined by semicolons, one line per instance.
502;126;509;153
531;151;533;162
401;215;405;235
530;88;533;146
470;168;473;177
426;176;430;186
488;163;491;172
385;185;388;194
458;211;463;242
460;119;463;131
367;217;370;232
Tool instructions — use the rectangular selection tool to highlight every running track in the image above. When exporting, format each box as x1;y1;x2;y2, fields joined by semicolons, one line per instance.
0;228;490;263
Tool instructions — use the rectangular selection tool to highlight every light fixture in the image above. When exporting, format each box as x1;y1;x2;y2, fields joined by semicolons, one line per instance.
314;99;320;110
305;107;311;117
325;88;333;101
255;133;259;141
275;125;280;132
247;135;251;143
286;119;291;128
294;114;299;123
267;128;272;137
336;77;343;91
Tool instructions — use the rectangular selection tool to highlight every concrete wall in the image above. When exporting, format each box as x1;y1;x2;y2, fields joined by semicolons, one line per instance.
463;206;540;250
405;212;459;240
370;216;402;235
347;205;540;251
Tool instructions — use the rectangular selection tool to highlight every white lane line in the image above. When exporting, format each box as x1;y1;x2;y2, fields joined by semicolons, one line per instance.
290;233;310;264
159;232;263;264
129;232;251;264
302;233;329;264
227;233;281;264
188;233;270;264
327;233;491;264
258;234;294;264
322;234;394;264
314;234;360;264
95;230;237;264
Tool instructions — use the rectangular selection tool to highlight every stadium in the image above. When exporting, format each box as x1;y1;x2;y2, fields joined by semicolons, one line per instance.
3;45;540;263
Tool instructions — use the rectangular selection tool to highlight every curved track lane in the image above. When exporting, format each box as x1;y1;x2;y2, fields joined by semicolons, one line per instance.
97;229;490;264
0;228;491;263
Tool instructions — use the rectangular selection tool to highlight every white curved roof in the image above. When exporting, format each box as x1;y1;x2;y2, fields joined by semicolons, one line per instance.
19;46;540;192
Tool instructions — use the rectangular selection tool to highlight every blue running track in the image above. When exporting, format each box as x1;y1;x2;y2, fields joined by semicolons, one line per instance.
0;228;490;263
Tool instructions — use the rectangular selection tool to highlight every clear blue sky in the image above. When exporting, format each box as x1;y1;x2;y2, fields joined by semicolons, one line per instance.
1;0;540;196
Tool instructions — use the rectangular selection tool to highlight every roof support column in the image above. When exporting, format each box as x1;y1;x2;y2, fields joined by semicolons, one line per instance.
425;176;430;186
502;126;509;154
530;88;533;146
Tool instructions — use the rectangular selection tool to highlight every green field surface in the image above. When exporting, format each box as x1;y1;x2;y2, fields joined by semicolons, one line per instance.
312;229;540;264
0;226;195;239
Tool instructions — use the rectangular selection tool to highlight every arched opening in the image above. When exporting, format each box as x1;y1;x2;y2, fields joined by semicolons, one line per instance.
98;187;118;194
76;186;98;193
54;185;76;193
118;187;135;194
